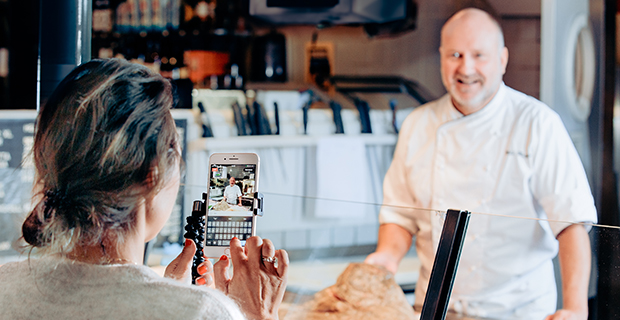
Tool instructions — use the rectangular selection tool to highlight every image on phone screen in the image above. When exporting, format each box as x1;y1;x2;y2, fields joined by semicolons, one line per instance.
206;163;256;247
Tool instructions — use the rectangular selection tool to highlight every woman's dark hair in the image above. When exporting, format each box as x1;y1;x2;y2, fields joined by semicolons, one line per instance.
22;58;180;255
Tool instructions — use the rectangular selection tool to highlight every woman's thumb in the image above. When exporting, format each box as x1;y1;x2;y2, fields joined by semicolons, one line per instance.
179;239;197;264
164;239;196;282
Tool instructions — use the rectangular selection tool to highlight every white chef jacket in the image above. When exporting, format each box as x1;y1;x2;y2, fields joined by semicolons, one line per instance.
224;184;242;205
379;84;597;319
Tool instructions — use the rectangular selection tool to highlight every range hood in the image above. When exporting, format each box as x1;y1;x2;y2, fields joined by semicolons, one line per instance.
249;0;407;25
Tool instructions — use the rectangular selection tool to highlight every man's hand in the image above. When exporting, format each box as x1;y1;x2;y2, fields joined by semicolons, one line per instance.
544;308;587;320
364;223;414;275
364;251;399;274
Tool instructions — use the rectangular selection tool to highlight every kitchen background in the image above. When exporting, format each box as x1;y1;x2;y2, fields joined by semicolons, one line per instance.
1;0;619;318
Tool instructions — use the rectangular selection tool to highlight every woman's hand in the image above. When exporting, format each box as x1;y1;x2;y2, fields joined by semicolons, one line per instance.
164;239;214;288
214;237;289;320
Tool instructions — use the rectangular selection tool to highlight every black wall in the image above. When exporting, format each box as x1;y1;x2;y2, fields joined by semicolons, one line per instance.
589;0;620;319
3;0;39;109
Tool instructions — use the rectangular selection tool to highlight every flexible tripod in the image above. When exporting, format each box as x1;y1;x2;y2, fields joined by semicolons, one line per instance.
184;193;207;284
184;192;264;284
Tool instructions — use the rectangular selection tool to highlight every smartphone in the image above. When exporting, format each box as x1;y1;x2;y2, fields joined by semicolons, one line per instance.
203;153;260;257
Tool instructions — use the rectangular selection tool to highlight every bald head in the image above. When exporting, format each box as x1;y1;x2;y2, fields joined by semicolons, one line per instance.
442;8;504;50
438;8;509;115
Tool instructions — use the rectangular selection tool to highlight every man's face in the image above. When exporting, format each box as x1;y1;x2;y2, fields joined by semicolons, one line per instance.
229;177;235;186
439;13;508;115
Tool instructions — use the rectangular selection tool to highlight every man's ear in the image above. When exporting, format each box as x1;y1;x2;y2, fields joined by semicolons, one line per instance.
501;46;509;75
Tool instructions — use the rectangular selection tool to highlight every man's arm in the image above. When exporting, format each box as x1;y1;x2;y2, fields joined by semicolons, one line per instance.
237;186;243;206
545;224;591;320
364;223;413;274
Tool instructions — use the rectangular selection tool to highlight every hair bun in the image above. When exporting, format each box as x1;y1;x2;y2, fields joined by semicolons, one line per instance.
22;210;43;247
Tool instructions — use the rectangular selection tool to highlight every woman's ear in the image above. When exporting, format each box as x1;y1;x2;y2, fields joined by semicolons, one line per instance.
146;166;159;188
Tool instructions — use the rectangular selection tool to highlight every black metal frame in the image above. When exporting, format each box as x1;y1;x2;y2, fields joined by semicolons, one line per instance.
420;209;471;320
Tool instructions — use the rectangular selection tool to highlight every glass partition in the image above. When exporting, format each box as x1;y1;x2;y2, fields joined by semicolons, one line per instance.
156;178;618;320
2;154;619;320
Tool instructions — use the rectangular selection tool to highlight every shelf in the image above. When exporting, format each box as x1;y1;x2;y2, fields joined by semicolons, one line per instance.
188;134;398;152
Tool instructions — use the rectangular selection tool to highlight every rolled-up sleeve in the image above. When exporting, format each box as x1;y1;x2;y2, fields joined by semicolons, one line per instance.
529;110;597;236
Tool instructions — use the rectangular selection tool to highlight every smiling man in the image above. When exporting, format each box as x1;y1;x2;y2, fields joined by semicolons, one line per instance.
365;8;597;320
439;9;508;116
223;177;243;206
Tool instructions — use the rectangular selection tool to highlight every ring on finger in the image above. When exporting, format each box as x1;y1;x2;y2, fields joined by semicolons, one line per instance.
262;256;277;264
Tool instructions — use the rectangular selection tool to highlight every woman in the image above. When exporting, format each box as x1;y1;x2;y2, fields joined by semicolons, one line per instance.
0;58;288;319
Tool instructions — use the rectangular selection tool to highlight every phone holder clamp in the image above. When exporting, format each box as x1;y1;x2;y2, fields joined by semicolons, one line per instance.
253;192;264;216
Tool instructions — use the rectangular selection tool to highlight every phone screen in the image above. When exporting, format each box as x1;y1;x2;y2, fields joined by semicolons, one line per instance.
206;163;256;247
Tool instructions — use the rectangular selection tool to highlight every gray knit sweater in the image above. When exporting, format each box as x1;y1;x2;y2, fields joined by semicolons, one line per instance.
0;255;245;320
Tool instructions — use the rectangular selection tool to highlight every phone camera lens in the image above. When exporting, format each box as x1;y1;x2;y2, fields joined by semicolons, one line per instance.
224;158;227;160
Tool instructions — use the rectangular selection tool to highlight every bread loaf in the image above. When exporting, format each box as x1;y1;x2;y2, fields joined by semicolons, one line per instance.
282;263;415;320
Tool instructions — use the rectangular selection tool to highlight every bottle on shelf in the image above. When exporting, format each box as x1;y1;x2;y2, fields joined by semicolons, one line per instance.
91;0;256;90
